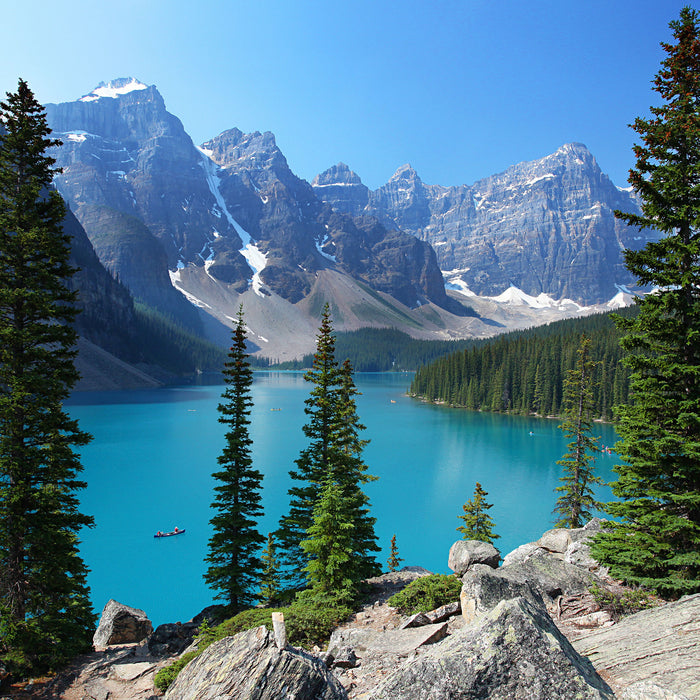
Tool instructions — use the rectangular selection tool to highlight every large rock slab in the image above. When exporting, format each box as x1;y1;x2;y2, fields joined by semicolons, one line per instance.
368;596;614;699
93;599;153;648
573;593;700;699
461;564;546;624
328;622;449;658
165;625;347;700
448;539;500;575
503;548;594;601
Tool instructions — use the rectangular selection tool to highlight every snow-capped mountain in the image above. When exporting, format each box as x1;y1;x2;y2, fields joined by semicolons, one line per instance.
44;80;462;358
313;146;657;305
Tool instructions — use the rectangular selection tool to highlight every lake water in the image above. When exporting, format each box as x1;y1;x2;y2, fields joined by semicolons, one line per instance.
66;371;619;627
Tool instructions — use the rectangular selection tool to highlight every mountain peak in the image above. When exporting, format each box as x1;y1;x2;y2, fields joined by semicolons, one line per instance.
79;78;149;103
312;163;364;187
389;163;421;183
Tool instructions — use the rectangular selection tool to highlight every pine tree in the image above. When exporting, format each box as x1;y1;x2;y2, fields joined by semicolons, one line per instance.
259;533;281;606
591;8;700;596
276;304;380;590
333;359;381;581
276;305;340;587
0;79;95;676
205;306;264;611
300;474;356;604
457;482;499;543
553;335;602;528
387;534;403;572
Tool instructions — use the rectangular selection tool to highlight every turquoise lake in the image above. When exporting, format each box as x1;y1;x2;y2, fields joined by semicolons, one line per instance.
66;371;619;627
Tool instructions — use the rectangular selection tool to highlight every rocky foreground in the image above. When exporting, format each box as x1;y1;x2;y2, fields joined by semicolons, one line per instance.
6;520;699;700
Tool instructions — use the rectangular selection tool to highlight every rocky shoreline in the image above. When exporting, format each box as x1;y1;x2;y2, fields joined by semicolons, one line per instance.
5;520;698;699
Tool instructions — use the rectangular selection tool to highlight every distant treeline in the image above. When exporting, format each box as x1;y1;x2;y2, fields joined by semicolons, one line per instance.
254;327;482;372
133;303;228;375
409;309;636;421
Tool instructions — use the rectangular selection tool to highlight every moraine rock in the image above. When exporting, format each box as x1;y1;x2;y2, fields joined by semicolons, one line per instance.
448;539;501;575
164;625;347;700
367;596;614;700
93;599;153;648
572;593;700;699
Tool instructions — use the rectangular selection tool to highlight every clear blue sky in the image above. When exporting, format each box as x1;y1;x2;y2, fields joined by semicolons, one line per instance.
1;0;691;189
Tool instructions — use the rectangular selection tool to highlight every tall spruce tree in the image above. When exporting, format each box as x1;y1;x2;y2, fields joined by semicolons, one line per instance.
277;304;379;591
0;79;95;676
553;335;602;528
205;306;264;611
457;482;499;543
333;359;381;581
591;7;700;596
276;305;340;587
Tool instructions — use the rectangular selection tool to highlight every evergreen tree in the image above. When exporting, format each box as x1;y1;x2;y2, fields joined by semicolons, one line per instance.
205;306;264;611
457;482;499;543
592;8;700;596
300;474;356;604
333;359;381;581
387;534;403;572
276;304;379;590
276;305;340;586
553;335;602;528
0;79;95;676
259;533;281;606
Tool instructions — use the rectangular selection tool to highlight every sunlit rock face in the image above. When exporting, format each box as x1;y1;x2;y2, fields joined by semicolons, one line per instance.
46;80;449;323
315;144;657;305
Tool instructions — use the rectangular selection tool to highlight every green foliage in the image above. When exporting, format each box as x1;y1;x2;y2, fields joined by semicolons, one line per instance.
410;309;635;420
457;482;499;543
592;8;700;597
387;574;463;614
588;583;660;622
553;335;603;528
301;475;357;605
205;306;265;611
133;302;227;374
258;327;480;371
387;534;403;572
276;304;380;591
153;649;201;693
153;596;353;691
259;533;281;605
0;79;95;677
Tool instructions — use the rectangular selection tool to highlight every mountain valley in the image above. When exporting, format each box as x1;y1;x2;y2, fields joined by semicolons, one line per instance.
43;78;654;376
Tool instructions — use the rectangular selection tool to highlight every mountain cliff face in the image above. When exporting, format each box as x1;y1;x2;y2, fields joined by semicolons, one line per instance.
313;145;655;304
46;80;452;344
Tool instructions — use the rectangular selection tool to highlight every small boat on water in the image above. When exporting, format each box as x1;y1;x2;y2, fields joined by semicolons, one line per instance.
154;528;185;538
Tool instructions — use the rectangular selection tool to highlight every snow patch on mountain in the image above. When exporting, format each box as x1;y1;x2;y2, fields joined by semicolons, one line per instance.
488;286;582;310
196;147;268;295
80;78;148;102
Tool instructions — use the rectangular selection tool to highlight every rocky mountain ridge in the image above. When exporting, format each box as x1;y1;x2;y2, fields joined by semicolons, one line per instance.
313;144;656;304
45;79;463;361
41;79;651;364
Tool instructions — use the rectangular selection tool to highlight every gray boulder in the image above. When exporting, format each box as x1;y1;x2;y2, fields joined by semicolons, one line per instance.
504;547;594;601
165;625;347;700
537;527;572;554
460;564;546;624
501;542;548;567
448;539;500;575
461;550;595;624
93;599;153;648
148;621;198;656
368;597;614;699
